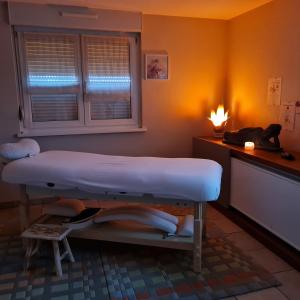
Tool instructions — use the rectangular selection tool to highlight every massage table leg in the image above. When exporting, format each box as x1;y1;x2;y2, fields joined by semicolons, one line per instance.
19;185;30;233
202;203;207;239
193;202;203;272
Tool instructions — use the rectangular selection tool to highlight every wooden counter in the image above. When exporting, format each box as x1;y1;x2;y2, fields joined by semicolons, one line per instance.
193;136;300;206
201;137;300;178
193;136;300;259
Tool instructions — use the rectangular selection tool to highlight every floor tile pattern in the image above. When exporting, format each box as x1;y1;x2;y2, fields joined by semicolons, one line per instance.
0;204;299;299
0;234;279;300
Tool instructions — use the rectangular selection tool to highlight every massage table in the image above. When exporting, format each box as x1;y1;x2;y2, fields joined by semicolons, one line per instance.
1;142;222;272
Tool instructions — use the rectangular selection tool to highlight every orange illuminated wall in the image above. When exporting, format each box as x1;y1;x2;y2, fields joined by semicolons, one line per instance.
142;15;228;146
227;0;300;151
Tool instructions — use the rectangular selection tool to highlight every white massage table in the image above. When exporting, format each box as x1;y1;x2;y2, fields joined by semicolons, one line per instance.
1;150;222;272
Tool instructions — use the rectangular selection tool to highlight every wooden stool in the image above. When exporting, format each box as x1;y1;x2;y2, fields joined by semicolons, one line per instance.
21;224;75;277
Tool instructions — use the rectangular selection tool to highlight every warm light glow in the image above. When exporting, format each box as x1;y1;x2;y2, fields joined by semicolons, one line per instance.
209;105;228;127
244;141;255;150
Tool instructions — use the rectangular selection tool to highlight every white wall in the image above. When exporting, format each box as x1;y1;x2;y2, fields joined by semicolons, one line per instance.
0;3;228;202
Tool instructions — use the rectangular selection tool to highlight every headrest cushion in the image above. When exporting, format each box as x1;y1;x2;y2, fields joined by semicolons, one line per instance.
0;138;40;161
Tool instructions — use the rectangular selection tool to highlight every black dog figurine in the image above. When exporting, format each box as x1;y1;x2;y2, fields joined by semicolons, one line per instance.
223;124;282;152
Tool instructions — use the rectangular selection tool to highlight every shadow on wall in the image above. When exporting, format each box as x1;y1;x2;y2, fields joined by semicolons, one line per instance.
174;97;217;137
229;99;241;130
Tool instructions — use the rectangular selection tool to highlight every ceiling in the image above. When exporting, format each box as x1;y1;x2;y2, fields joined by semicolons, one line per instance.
7;0;273;20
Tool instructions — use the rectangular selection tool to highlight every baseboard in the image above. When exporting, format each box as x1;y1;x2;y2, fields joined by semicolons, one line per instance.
211;202;300;272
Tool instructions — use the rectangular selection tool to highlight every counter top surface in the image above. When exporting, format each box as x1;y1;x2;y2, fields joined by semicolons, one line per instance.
194;136;300;178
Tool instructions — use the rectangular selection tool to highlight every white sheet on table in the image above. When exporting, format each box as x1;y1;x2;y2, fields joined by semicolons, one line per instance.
1;151;222;202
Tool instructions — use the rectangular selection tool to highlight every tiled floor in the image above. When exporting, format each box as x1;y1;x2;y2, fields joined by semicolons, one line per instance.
0;203;299;300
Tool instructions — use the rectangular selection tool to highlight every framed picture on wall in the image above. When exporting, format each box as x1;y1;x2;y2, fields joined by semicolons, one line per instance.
145;53;169;80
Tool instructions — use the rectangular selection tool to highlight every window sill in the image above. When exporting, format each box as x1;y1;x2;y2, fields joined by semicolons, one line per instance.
18;126;147;137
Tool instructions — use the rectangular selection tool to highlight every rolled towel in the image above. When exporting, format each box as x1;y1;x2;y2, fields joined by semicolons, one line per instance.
0;139;40;161
96;205;179;225
94;211;177;234
177;215;194;237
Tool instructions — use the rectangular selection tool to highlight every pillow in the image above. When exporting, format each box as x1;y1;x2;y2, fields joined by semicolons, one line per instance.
0;139;40;161
44;199;86;217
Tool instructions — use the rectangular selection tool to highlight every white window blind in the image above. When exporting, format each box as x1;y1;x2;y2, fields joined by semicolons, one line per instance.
22;33;81;122
24;33;80;90
17;29;141;136
31;94;78;122
83;36;132;120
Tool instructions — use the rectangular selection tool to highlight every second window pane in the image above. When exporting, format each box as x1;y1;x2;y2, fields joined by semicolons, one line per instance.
84;35;132;120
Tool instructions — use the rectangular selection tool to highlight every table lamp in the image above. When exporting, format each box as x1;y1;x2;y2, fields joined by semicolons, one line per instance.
208;105;228;138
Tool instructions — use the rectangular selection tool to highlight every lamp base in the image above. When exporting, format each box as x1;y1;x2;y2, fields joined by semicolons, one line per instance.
212;124;226;138
213;132;224;138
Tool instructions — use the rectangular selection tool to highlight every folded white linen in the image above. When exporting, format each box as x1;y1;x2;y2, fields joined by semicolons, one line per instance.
177;215;194;237
0;139;40;161
94;211;177;234
1;150;222;202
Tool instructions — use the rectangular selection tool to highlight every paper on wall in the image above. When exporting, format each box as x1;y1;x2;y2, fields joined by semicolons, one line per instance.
279;102;295;131
267;77;281;106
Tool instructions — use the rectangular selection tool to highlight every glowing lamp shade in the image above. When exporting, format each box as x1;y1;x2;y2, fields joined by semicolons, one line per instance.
208;105;228;138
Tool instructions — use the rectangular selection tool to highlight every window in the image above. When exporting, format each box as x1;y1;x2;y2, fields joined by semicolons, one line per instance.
16;29;142;136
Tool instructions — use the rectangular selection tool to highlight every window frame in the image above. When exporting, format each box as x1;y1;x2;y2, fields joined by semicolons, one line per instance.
15;27;143;137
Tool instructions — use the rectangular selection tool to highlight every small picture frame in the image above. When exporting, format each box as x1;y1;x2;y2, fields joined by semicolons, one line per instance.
145;53;169;80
